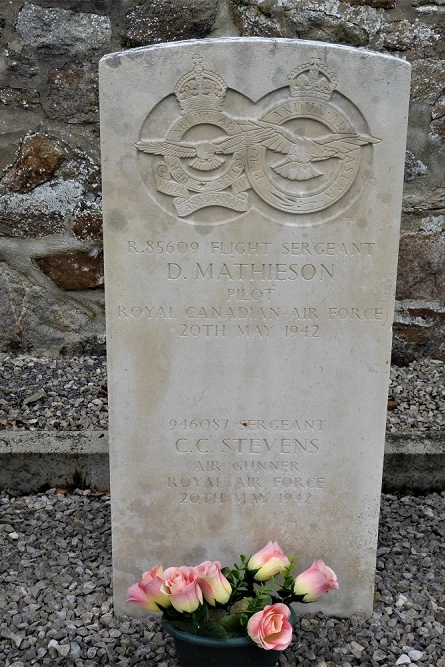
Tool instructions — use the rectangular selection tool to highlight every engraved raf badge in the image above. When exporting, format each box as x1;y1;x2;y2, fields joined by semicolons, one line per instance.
135;55;380;226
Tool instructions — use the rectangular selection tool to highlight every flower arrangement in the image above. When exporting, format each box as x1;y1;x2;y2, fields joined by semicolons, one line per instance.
127;541;339;652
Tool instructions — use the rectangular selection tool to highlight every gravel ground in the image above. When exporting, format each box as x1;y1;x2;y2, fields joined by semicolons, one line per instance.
0;490;444;667
0;353;444;434
0;355;108;432
1;355;444;665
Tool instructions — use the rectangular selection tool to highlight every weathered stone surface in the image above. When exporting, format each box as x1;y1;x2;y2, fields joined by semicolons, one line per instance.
231;0;445;59
394;322;430;345
52;131;101;191
231;5;284;37
410;59;445;105
0;180;83;237
2;134;64;193
16;3;112;54
404;151;427;181
432;94;445;122
286;9;369;46
376;20;444;54
431;114;445;139
33;251;104;290
72;211;103;241
3;48;41;81
0;107;45;172
124;0;218;45
0;87;40;108
418;213;445;236
231;0;381;44
0;261;104;355
393;301;445;364
44;62;99;123
100;38;409;618
396;232;445;301
403;187;445;215
343;0;395;9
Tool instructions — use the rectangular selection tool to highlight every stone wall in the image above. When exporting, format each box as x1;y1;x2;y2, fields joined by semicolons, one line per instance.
0;0;444;361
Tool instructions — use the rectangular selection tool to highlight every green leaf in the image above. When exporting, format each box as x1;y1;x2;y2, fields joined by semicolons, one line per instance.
281;557;296;590
198;622;228;639
219;614;244;633
246;594;272;615
275;588;293;605
192;605;209;625
162;607;187;621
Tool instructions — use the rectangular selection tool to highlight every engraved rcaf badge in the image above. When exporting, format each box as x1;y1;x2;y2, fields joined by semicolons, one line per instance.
135;56;380;226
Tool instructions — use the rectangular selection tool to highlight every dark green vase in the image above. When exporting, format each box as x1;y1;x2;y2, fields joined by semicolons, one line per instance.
162;608;295;667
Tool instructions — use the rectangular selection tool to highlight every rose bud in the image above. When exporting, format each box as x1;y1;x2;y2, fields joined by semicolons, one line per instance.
160;565;203;613
293;560;339;602
247;603;293;651
126;565;170;612
247;541;290;581
194;560;232;606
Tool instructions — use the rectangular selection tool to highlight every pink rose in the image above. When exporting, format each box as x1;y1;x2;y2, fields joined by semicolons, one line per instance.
126;565;171;612
293;560;339;602
247;541;290;581
194;560;232;606
140;564;164;586
247;603;293;651
160;566;203;613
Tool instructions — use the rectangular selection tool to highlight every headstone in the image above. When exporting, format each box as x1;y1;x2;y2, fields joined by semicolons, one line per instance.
99;38;410;617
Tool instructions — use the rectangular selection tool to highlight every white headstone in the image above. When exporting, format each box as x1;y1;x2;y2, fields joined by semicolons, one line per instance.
100;38;410;617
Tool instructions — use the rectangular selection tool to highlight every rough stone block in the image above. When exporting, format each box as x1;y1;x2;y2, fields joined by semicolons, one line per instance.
16;3;112;54
0;261;104;354
72;211;103;241
45;62;99;123
34;251;104;290
0;180;83;238
2;134;64;193
396;232;445;301
124;0;218;46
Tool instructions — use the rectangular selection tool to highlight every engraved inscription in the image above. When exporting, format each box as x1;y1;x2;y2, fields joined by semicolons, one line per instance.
190;262;334;281
135;56;380;225
118;237;387;337
117;303;386;338
166;416;327;505
127;239;376;256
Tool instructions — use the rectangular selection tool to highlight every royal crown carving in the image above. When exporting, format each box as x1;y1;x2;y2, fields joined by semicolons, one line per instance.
288;59;337;101
174;55;227;114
